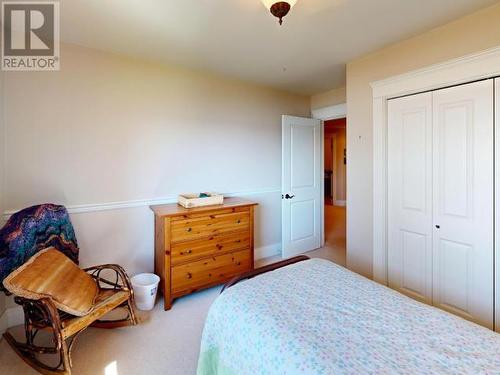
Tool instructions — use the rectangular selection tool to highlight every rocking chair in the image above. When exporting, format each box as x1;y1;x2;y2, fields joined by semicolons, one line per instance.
0;204;138;375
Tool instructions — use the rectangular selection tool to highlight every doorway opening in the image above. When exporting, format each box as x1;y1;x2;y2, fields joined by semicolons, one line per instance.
323;118;347;266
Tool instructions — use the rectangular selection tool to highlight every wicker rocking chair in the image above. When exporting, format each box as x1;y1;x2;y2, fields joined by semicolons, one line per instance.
0;204;138;375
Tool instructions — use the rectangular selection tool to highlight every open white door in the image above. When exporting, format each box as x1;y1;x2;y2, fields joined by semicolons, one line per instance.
282;115;322;258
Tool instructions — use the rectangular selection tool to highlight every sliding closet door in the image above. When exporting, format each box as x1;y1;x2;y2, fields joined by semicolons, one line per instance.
388;92;433;304
432;80;494;329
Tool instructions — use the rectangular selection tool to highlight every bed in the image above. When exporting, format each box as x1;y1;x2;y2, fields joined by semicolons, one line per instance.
197;257;500;375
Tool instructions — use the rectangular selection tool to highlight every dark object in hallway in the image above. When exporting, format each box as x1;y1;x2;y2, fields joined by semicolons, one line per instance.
325;170;333;205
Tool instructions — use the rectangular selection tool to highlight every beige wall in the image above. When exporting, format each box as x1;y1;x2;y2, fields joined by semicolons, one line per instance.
3;43;310;274
311;86;346;109
346;2;500;277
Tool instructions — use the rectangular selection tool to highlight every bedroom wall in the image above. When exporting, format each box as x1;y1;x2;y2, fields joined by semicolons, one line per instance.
2;43;310;276
310;86;346;109
346;2;500;278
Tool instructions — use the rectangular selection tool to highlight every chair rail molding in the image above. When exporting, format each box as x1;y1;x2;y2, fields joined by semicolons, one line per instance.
2;187;281;219
371;45;500;286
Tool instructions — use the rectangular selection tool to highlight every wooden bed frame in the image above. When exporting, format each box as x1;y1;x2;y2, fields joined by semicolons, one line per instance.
221;255;310;293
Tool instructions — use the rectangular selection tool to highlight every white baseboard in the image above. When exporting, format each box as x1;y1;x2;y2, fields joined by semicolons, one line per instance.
0;245;282;332
0;243;281;333
334;200;346;207
0;306;24;333
255;243;281;260
0;243;281;334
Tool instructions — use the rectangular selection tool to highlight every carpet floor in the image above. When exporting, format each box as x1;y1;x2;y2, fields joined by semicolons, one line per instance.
0;206;346;375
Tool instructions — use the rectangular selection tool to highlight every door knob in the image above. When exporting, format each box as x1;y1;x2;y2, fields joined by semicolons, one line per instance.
435;225;440;229
285;194;295;199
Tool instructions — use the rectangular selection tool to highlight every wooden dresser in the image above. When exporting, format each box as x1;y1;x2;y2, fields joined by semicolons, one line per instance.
150;198;257;310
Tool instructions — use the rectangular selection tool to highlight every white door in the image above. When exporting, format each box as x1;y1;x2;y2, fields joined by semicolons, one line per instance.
282;115;322;258
388;92;433;304
432;80;494;329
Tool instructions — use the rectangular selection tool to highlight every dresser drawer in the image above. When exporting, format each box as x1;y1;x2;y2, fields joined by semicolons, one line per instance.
171;232;250;265
170;207;245;222
171;249;252;296
170;210;249;243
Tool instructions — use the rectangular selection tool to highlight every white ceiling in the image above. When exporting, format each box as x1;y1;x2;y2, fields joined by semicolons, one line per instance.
61;0;499;95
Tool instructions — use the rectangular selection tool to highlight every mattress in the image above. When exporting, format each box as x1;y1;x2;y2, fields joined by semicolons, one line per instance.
197;258;500;374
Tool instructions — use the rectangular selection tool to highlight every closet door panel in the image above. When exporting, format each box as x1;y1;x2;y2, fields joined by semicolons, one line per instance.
388;92;433;304
432;80;494;329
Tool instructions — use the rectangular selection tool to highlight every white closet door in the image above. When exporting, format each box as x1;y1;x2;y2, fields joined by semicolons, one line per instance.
432;80;494;329
388;92;433;304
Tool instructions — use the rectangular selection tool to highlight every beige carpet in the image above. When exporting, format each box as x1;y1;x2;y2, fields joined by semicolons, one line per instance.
0;207;346;375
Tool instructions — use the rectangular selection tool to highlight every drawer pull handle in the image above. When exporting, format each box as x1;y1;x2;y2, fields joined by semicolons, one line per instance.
186;272;192;279
182;249;192;255
237;220;241;224
187;227;192;232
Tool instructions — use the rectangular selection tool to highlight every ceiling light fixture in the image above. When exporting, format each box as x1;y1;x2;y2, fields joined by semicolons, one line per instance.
261;0;298;25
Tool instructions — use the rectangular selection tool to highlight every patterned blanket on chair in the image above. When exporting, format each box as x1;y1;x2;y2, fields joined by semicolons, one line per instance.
0;204;79;292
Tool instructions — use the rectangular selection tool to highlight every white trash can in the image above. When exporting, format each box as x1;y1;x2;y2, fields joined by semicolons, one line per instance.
131;273;160;311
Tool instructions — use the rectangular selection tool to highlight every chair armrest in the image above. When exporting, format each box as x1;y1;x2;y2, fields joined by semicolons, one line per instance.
84;264;133;292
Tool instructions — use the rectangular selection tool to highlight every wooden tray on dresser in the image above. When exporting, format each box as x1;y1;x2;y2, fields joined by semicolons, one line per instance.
150;197;257;310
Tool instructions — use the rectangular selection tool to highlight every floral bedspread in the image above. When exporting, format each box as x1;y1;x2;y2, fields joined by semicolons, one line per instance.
197;258;500;375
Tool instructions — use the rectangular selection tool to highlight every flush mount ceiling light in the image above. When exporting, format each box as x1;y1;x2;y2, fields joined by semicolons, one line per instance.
261;0;298;25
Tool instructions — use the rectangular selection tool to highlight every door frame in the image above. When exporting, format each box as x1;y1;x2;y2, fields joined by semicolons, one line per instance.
311;103;347;247
371;46;500;332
